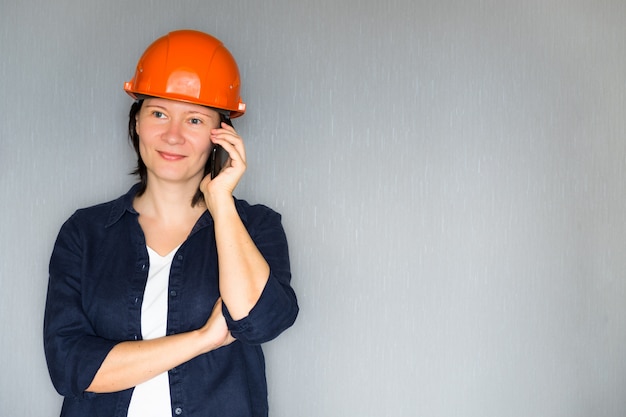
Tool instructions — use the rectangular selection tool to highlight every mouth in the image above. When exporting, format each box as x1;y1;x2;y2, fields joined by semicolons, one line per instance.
158;151;186;161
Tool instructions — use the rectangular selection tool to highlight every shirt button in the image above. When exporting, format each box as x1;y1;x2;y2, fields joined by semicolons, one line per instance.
174;407;183;415
170;290;177;297
177;255;183;261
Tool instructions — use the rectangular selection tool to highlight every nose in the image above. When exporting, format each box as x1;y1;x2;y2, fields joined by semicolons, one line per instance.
163;121;185;145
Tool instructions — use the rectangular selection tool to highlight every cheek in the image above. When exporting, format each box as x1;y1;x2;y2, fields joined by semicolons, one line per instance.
137;141;150;165
195;136;215;157
197;146;212;166
135;130;154;161
135;122;160;149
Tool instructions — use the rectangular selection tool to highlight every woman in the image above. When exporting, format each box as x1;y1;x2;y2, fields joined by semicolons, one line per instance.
44;29;298;417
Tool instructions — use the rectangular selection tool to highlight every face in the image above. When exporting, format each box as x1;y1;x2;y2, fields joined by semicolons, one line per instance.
135;97;221;187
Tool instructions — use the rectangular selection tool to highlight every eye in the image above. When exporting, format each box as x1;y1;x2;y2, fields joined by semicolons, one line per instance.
152;110;165;119
189;118;203;125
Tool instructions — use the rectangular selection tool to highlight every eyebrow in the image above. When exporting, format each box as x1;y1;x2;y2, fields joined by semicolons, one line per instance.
144;104;216;118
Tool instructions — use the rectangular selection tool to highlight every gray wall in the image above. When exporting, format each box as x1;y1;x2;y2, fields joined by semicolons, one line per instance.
1;1;625;416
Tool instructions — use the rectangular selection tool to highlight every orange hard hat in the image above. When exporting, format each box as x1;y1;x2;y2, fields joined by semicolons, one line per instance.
124;30;246;118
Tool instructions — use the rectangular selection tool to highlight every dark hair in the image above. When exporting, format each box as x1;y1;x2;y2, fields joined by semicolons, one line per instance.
128;99;232;207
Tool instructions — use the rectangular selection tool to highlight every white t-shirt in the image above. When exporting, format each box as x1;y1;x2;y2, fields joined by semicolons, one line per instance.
127;246;179;417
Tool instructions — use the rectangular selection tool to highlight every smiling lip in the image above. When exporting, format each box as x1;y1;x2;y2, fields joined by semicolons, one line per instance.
158;151;186;161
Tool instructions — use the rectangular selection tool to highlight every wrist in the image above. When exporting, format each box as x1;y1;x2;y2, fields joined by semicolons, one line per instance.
205;193;236;219
194;327;223;354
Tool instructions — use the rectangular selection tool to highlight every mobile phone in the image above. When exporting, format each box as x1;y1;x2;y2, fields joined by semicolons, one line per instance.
209;117;233;179
210;144;228;179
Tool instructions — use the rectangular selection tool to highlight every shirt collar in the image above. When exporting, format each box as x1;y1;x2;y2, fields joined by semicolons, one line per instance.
104;184;248;230
105;184;141;228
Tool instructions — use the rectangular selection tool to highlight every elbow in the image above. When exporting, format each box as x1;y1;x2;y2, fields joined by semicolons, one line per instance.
226;294;299;345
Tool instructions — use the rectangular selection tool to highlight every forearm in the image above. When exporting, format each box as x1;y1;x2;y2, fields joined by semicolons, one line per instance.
87;297;232;394
87;330;206;393
211;198;270;320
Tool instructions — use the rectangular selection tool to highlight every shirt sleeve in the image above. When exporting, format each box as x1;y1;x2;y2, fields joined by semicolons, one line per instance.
43;214;118;398
222;205;298;345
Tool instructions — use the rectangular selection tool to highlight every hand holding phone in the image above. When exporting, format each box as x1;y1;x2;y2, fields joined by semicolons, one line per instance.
201;118;246;209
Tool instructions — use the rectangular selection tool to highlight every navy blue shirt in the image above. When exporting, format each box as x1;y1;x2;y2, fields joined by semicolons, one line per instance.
44;185;298;417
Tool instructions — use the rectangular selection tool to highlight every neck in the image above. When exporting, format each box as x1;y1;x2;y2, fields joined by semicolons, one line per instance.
134;179;206;225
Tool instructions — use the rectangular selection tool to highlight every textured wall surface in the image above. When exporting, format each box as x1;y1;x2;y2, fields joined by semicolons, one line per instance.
1;1;625;416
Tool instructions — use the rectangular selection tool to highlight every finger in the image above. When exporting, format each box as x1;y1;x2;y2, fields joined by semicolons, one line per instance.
211;125;240;144
211;122;237;136
211;131;246;163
